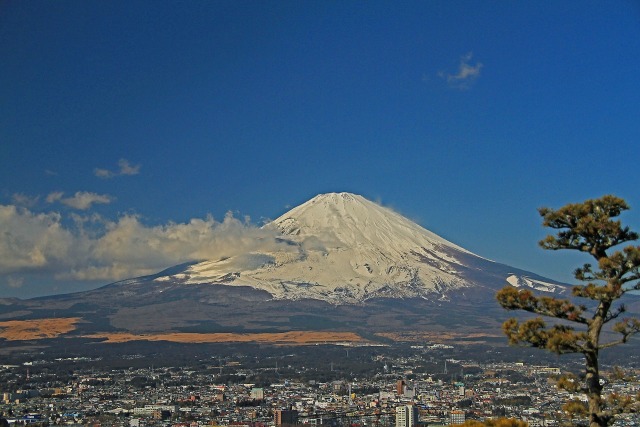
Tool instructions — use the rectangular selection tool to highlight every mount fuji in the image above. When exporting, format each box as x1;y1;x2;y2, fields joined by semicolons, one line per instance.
0;192;570;344
156;192;564;304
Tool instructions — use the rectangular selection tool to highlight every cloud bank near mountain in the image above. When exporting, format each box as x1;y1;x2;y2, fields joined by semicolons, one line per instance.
0;204;290;289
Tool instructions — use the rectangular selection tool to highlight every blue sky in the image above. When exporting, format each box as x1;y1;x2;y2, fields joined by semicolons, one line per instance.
2;1;640;297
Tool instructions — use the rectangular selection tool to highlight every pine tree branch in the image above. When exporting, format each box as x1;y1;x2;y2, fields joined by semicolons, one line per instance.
502;318;586;354
620;275;640;286
603;304;626;323
600;318;640;349
599;338;631;350
497;286;588;324
538;196;638;259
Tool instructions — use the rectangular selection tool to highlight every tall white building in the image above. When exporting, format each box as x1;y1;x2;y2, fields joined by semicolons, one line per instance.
395;404;418;427
251;387;264;400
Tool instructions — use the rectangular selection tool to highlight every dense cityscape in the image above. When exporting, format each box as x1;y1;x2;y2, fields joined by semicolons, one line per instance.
1;341;639;427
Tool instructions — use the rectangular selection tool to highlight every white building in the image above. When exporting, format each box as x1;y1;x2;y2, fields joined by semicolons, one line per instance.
395;404;418;427
251;387;264;400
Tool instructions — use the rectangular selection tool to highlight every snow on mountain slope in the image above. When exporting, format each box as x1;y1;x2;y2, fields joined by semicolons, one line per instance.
155;192;562;304
506;275;565;293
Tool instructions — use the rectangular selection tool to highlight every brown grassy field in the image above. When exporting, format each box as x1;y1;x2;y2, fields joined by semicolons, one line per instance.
0;317;81;340
0;316;365;345
0;316;502;346
84;331;366;345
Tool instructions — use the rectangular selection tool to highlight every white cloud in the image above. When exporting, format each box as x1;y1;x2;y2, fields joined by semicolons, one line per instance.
61;192;113;210
68;212;289;280
117;159;140;176
94;168;111;178
440;52;483;89
12;193;40;208
46;191;113;210
0;205;75;274
46;191;64;203
95;158;141;179
0;204;293;286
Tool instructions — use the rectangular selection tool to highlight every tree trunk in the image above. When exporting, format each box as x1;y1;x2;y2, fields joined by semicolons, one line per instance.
586;302;610;427
585;348;606;427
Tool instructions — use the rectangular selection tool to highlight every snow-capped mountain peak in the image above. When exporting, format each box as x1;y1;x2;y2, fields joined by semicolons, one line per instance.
155;192;563;304
273;192;475;258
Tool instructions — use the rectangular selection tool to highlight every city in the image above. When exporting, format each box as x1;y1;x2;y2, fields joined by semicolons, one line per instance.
1;341;639;427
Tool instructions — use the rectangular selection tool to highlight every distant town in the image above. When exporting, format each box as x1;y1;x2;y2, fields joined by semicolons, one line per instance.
1;341;639;427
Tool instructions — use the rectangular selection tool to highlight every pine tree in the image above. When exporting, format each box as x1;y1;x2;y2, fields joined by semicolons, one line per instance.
496;195;640;427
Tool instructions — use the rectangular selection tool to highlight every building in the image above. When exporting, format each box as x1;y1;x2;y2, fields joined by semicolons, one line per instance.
450;410;466;425
396;404;418;427
132;404;178;416
275;409;299;426
251;387;264;400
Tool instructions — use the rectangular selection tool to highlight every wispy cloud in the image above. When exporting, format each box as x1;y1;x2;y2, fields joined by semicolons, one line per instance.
7;276;24;288
47;191;114;210
439;52;483;89
12;193;40;208
94;159;141;179
45;192;64;204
